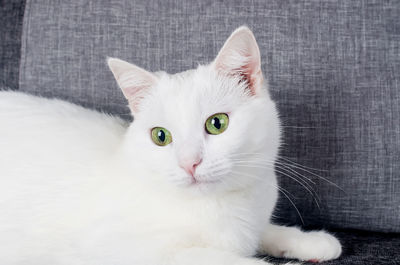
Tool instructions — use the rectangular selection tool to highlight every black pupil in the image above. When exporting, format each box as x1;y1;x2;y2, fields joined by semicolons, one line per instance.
158;130;166;142
212;117;222;130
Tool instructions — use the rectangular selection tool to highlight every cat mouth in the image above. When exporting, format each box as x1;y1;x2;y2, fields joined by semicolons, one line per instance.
189;175;220;186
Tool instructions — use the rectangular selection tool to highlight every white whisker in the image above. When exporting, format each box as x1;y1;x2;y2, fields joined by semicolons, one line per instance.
230;171;304;225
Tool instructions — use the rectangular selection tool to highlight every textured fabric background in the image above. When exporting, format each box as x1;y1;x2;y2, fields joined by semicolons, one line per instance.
0;0;26;90
19;0;400;232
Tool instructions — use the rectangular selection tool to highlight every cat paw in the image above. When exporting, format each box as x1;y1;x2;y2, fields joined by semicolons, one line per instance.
281;231;342;262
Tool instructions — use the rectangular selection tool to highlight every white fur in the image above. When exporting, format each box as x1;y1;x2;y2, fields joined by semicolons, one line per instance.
0;27;341;265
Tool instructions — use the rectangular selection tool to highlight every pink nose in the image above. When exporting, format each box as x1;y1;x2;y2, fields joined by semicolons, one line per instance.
180;157;202;176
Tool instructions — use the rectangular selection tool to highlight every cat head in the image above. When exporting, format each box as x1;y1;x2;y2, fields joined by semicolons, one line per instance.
108;27;281;194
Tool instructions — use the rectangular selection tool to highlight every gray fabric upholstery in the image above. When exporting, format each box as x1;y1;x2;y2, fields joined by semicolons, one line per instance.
19;0;400;232
0;0;26;90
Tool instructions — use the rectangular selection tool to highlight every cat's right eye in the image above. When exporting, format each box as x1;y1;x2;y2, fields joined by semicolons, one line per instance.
151;127;172;146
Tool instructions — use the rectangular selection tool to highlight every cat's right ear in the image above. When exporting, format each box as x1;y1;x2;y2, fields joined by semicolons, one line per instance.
107;57;158;112
213;26;263;95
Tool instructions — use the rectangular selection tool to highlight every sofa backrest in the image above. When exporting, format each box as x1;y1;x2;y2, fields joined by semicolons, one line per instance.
0;0;25;90
11;0;400;232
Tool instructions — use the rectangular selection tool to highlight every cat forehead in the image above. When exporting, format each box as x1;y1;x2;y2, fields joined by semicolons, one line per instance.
138;66;249;128
154;66;246;109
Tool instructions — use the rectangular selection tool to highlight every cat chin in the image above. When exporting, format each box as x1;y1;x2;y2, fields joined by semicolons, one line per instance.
189;178;222;186
185;185;222;197
174;177;224;195
182;177;252;197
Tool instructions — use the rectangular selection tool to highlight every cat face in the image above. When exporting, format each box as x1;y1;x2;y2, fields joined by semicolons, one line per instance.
108;27;281;194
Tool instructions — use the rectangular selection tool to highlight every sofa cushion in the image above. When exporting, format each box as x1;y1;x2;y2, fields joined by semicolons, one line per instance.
0;0;26;90
19;0;400;232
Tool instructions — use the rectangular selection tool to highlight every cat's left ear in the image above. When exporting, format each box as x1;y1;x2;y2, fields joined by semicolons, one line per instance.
213;26;263;95
107;57;158;112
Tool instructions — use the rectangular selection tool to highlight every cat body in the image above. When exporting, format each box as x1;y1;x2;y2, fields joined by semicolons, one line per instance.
0;27;341;265
0;83;276;264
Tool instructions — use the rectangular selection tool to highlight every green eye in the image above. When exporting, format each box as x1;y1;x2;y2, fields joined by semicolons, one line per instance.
205;113;229;135
151;127;172;146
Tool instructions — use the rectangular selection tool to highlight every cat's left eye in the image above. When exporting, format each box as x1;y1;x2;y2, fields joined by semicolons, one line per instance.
151;127;172;146
205;113;229;135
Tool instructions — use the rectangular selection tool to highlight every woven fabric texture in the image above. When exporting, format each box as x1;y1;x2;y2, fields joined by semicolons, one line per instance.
0;0;26;90
19;0;400;232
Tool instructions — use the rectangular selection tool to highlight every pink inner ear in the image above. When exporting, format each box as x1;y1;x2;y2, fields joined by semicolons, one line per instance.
220;55;261;96
124;84;149;112
214;28;263;95
108;58;158;113
128;97;143;112
238;62;258;95
124;85;144;99
240;51;263;95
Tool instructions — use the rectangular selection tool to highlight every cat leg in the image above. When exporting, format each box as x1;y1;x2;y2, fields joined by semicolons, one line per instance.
166;247;277;265
259;224;342;262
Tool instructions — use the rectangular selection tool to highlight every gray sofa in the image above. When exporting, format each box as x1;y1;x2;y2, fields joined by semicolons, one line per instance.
1;0;400;264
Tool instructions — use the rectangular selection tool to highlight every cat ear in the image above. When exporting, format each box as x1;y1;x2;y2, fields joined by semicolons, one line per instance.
213;26;263;95
107;57;158;112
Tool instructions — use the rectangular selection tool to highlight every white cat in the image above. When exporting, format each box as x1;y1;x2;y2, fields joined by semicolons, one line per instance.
0;27;341;265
